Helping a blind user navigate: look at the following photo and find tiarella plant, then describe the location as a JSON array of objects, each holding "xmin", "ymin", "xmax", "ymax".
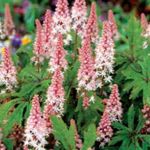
[{"xmin": 0, "ymin": 0, "xmax": 150, "ymax": 150}]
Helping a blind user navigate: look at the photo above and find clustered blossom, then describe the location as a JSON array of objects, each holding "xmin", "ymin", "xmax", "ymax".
[
  {"xmin": 44, "ymin": 67, "xmax": 65, "ymax": 117},
  {"xmin": 96, "ymin": 84, "xmax": 122, "ymax": 146},
  {"xmin": 96, "ymin": 110, "xmax": 113, "ymax": 147},
  {"xmin": 84, "ymin": 2, "xmax": 99, "ymax": 43},
  {"xmin": 24, "ymin": 95, "xmax": 47, "ymax": 150},
  {"xmin": 95, "ymin": 21, "xmax": 115, "ymax": 88},
  {"xmin": 141, "ymin": 13, "xmax": 150, "ymax": 38},
  {"xmin": 42, "ymin": 9, "xmax": 52, "ymax": 57},
  {"xmin": 4, "ymin": 4, "xmax": 15, "ymax": 36},
  {"xmin": 48, "ymin": 33, "xmax": 68, "ymax": 73},
  {"xmin": 105, "ymin": 84, "xmax": 122, "ymax": 122},
  {"xmin": 32, "ymin": 19, "xmax": 45, "ymax": 64},
  {"xmin": 71, "ymin": 0, "xmax": 87, "ymax": 38},
  {"xmin": 141, "ymin": 13, "xmax": 148, "ymax": 32},
  {"xmin": 52, "ymin": 0, "xmax": 71, "ymax": 35},
  {"xmin": 70, "ymin": 119, "xmax": 82, "ymax": 150},
  {"xmin": 82, "ymin": 95, "xmax": 90, "ymax": 109},
  {"xmin": 0, "ymin": 47, "xmax": 17, "ymax": 92},
  {"xmin": 140, "ymin": 13, "xmax": 150, "ymax": 49},
  {"xmin": 141, "ymin": 105, "xmax": 150, "ymax": 134},
  {"xmin": 77, "ymin": 36, "xmax": 96, "ymax": 91},
  {"xmin": 108, "ymin": 10, "xmax": 118, "ymax": 38}
]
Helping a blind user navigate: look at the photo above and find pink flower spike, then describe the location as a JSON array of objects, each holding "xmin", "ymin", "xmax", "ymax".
[
  {"xmin": 141, "ymin": 105, "xmax": 150, "ymax": 134},
  {"xmin": 48, "ymin": 33, "xmax": 68, "ymax": 73},
  {"xmin": 97, "ymin": 110, "xmax": 113, "ymax": 147},
  {"xmin": 32, "ymin": 19, "xmax": 44, "ymax": 63},
  {"xmin": 45, "ymin": 67, "xmax": 65, "ymax": 116},
  {"xmin": 24, "ymin": 95, "xmax": 47, "ymax": 149},
  {"xmin": 42, "ymin": 9, "xmax": 52, "ymax": 57},
  {"xmin": 71, "ymin": 0, "xmax": 87, "ymax": 38},
  {"xmin": 70, "ymin": 119, "xmax": 83, "ymax": 150},
  {"xmin": 77, "ymin": 36, "xmax": 96, "ymax": 91},
  {"xmin": 82, "ymin": 96, "xmax": 90, "ymax": 109},
  {"xmin": 0, "ymin": 47, "xmax": 17, "ymax": 92},
  {"xmin": 141, "ymin": 13, "xmax": 148, "ymax": 31},
  {"xmin": 105, "ymin": 84, "xmax": 123, "ymax": 122},
  {"xmin": 95, "ymin": 21, "xmax": 114, "ymax": 88},
  {"xmin": 52, "ymin": 0, "xmax": 71, "ymax": 35},
  {"xmin": 108, "ymin": 10, "xmax": 118, "ymax": 38},
  {"xmin": 84, "ymin": 2, "xmax": 99, "ymax": 43},
  {"xmin": 4, "ymin": 4, "xmax": 15, "ymax": 35}
]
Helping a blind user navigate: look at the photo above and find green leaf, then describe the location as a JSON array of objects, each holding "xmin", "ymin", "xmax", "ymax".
[
  {"xmin": 3, "ymin": 102, "xmax": 27, "ymax": 136},
  {"xmin": 109, "ymin": 135, "xmax": 128, "ymax": 146},
  {"xmin": 136, "ymin": 111, "xmax": 145, "ymax": 132},
  {"xmin": 3, "ymin": 138, "xmax": 13, "ymax": 150},
  {"xmin": 51, "ymin": 116, "xmax": 76, "ymax": 150},
  {"xmin": 81, "ymin": 124, "xmax": 96, "ymax": 150},
  {"xmin": 140, "ymin": 135, "xmax": 150, "ymax": 145},
  {"xmin": 127, "ymin": 105, "xmax": 135, "ymax": 129},
  {"xmin": 0, "ymin": 100, "xmax": 19, "ymax": 125},
  {"xmin": 112, "ymin": 122, "xmax": 129, "ymax": 131}
]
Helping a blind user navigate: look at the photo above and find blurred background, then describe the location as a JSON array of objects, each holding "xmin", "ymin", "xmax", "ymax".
[{"xmin": 0, "ymin": 0, "xmax": 150, "ymax": 34}]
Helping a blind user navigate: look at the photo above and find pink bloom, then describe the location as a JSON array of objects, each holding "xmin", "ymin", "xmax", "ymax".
[
  {"xmin": 84, "ymin": 2, "xmax": 99, "ymax": 43},
  {"xmin": 82, "ymin": 96, "xmax": 90, "ymax": 109},
  {"xmin": 0, "ymin": 142, "xmax": 6, "ymax": 150},
  {"xmin": 24, "ymin": 95, "xmax": 47, "ymax": 149},
  {"xmin": 43, "ymin": 104, "xmax": 55, "ymax": 134},
  {"xmin": 77, "ymin": 36, "xmax": 96, "ymax": 91},
  {"xmin": 32, "ymin": 19, "xmax": 44, "ymax": 64},
  {"xmin": 97, "ymin": 109, "xmax": 113, "ymax": 147},
  {"xmin": 70, "ymin": 119, "xmax": 82, "ymax": 150},
  {"xmin": 141, "ymin": 13, "xmax": 148, "ymax": 31},
  {"xmin": 4, "ymin": 4, "xmax": 15, "ymax": 35},
  {"xmin": 52, "ymin": 0, "xmax": 71, "ymax": 35},
  {"xmin": 0, "ymin": 47, "xmax": 17, "ymax": 92},
  {"xmin": 141, "ymin": 105, "xmax": 150, "ymax": 134},
  {"xmin": 108, "ymin": 10, "xmax": 118, "ymax": 38},
  {"xmin": 71, "ymin": 0, "xmax": 87, "ymax": 38},
  {"xmin": 105, "ymin": 84, "xmax": 122, "ymax": 122},
  {"xmin": 48, "ymin": 33, "xmax": 68, "ymax": 73},
  {"xmin": 45, "ymin": 67, "xmax": 65, "ymax": 117},
  {"xmin": 42, "ymin": 9, "xmax": 53, "ymax": 57},
  {"xmin": 95, "ymin": 21, "xmax": 115, "ymax": 88}
]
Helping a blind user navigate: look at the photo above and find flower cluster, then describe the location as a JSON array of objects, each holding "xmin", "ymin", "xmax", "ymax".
[
  {"xmin": 84, "ymin": 2, "xmax": 99, "ymax": 43},
  {"xmin": 45, "ymin": 67, "xmax": 65, "ymax": 117},
  {"xmin": 42, "ymin": 9, "xmax": 52, "ymax": 57},
  {"xmin": 105, "ymin": 84, "xmax": 123, "ymax": 122},
  {"xmin": 71, "ymin": 0, "xmax": 87, "ymax": 38},
  {"xmin": 32, "ymin": 19, "xmax": 45, "ymax": 64},
  {"xmin": 0, "ymin": 47, "xmax": 17, "ymax": 93},
  {"xmin": 95, "ymin": 21, "xmax": 115, "ymax": 88},
  {"xmin": 77, "ymin": 36, "xmax": 96, "ymax": 92},
  {"xmin": 52, "ymin": 0, "xmax": 71, "ymax": 35},
  {"xmin": 141, "ymin": 13, "xmax": 148, "ymax": 32},
  {"xmin": 108, "ymin": 10, "xmax": 118, "ymax": 38},
  {"xmin": 141, "ymin": 105, "xmax": 150, "ymax": 134},
  {"xmin": 48, "ymin": 33, "xmax": 68, "ymax": 73},
  {"xmin": 96, "ymin": 84, "xmax": 122, "ymax": 146},
  {"xmin": 70, "ymin": 119, "xmax": 82, "ymax": 150},
  {"xmin": 43, "ymin": 67, "xmax": 66, "ymax": 133},
  {"xmin": 4, "ymin": 4, "xmax": 15, "ymax": 36},
  {"xmin": 96, "ymin": 110, "xmax": 113, "ymax": 147},
  {"xmin": 140, "ymin": 13, "xmax": 150, "ymax": 49},
  {"xmin": 24, "ymin": 95, "xmax": 47, "ymax": 150}
]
